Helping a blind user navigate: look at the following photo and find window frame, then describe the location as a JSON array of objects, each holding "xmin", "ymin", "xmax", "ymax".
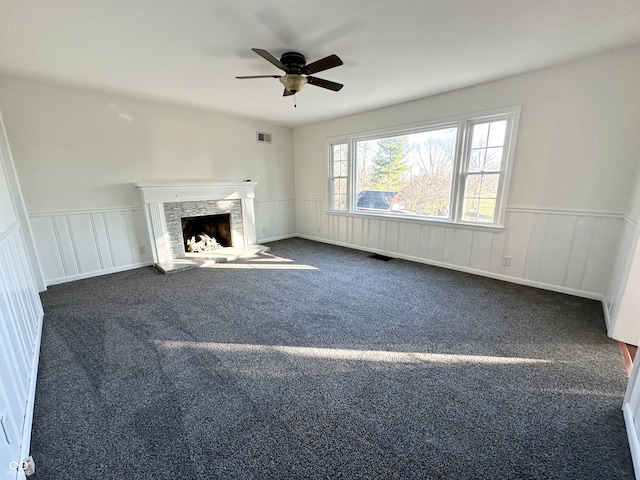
[{"xmin": 327, "ymin": 106, "xmax": 521, "ymax": 229}]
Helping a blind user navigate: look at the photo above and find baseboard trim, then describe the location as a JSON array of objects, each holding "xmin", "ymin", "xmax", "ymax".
[
  {"xmin": 45, "ymin": 261, "xmax": 154, "ymax": 286},
  {"xmin": 295, "ymin": 234, "xmax": 602, "ymax": 301},
  {"xmin": 257, "ymin": 234, "xmax": 297, "ymax": 244}
]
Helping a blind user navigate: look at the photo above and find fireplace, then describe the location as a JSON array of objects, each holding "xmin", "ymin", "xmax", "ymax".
[
  {"xmin": 182, "ymin": 213, "xmax": 232, "ymax": 252},
  {"xmin": 163, "ymin": 199, "xmax": 244, "ymax": 259},
  {"xmin": 135, "ymin": 181, "xmax": 261, "ymax": 271}
]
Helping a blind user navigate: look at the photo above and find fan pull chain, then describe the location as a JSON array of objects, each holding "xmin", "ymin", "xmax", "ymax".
[{"xmin": 293, "ymin": 93, "xmax": 297, "ymax": 108}]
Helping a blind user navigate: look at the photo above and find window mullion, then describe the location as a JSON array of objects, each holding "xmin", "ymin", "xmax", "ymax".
[
  {"xmin": 348, "ymin": 139, "xmax": 356, "ymax": 213},
  {"xmin": 451, "ymin": 120, "xmax": 469, "ymax": 223}
]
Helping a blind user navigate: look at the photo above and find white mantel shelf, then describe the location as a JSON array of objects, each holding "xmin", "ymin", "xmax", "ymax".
[{"xmin": 135, "ymin": 181, "xmax": 257, "ymax": 204}]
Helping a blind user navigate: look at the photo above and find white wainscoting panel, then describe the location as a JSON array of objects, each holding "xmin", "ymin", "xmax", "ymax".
[
  {"xmin": 29, "ymin": 208, "xmax": 152, "ymax": 286},
  {"xmin": 624, "ymin": 360, "xmax": 640, "ymax": 479},
  {"xmin": 0, "ymin": 224, "xmax": 43, "ymax": 480},
  {"xmin": 255, "ymin": 198, "xmax": 295, "ymax": 243},
  {"xmin": 582, "ymin": 216, "xmax": 626, "ymax": 298},
  {"xmin": 295, "ymin": 199, "xmax": 627, "ymax": 302},
  {"xmin": 607, "ymin": 218, "xmax": 639, "ymax": 328}
]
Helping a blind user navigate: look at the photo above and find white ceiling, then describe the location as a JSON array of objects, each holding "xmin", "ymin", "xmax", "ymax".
[{"xmin": 1, "ymin": 0, "xmax": 640, "ymax": 128}]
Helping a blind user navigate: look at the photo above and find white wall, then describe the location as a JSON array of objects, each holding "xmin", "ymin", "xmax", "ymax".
[
  {"xmin": 0, "ymin": 76, "xmax": 296, "ymax": 284},
  {"xmin": 0, "ymin": 75, "xmax": 295, "ymax": 211},
  {"xmin": 293, "ymin": 45, "xmax": 640, "ymax": 334}
]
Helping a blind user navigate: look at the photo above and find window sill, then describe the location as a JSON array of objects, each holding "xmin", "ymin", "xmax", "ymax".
[{"xmin": 325, "ymin": 209, "xmax": 505, "ymax": 232}]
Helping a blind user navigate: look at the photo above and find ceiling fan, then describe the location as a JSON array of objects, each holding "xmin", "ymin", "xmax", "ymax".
[{"xmin": 236, "ymin": 48, "xmax": 344, "ymax": 96}]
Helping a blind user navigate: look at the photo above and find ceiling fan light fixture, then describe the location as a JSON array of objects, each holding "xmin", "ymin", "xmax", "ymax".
[{"xmin": 280, "ymin": 74, "xmax": 307, "ymax": 94}]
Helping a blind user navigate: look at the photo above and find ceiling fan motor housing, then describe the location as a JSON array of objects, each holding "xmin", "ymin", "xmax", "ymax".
[{"xmin": 280, "ymin": 52, "xmax": 306, "ymax": 74}]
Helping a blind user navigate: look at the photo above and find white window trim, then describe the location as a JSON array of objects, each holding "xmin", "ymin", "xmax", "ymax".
[{"xmin": 326, "ymin": 106, "xmax": 521, "ymax": 229}]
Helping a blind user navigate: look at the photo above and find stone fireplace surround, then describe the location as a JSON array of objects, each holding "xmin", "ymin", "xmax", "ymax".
[{"xmin": 136, "ymin": 181, "xmax": 267, "ymax": 273}]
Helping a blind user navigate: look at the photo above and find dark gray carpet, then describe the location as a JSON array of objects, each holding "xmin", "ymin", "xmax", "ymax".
[{"xmin": 31, "ymin": 238, "xmax": 633, "ymax": 479}]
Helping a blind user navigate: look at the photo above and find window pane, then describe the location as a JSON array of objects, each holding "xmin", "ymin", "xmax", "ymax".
[
  {"xmin": 487, "ymin": 120, "xmax": 507, "ymax": 147},
  {"xmin": 463, "ymin": 173, "xmax": 498, "ymax": 223},
  {"xmin": 484, "ymin": 147, "xmax": 503, "ymax": 171},
  {"xmin": 462, "ymin": 198, "xmax": 495, "ymax": 222},
  {"xmin": 480, "ymin": 174, "xmax": 499, "ymax": 197},
  {"xmin": 465, "ymin": 175, "xmax": 482, "ymax": 197},
  {"xmin": 337, "ymin": 177, "xmax": 347, "ymax": 194},
  {"xmin": 470, "ymin": 121, "xmax": 507, "ymax": 170},
  {"xmin": 462, "ymin": 198, "xmax": 480, "ymax": 221},
  {"xmin": 332, "ymin": 177, "xmax": 347, "ymax": 211},
  {"xmin": 355, "ymin": 127, "xmax": 457, "ymax": 218},
  {"xmin": 333, "ymin": 144, "xmax": 347, "ymax": 161},
  {"xmin": 469, "ymin": 149, "xmax": 484, "ymax": 172},
  {"xmin": 471, "ymin": 123, "xmax": 489, "ymax": 149},
  {"xmin": 477, "ymin": 199, "xmax": 496, "ymax": 222}
]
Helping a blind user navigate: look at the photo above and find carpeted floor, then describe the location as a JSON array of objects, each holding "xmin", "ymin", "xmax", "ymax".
[{"xmin": 31, "ymin": 238, "xmax": 633, "ymax": 479}]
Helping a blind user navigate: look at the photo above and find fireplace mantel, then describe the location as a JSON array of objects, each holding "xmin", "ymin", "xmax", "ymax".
[
  {"xmin": 136, "ymin": 181, "xmax": 257, "ymax": 204},
  {"xmin": 135, "ymin": 181, "xmax": 258, "ymax": 266}
]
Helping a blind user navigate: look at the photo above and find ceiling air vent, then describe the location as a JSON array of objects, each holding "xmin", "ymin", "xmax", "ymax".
[{"xmin": 256, "ymin": 132, "xmax": 272, "ymax": 144}]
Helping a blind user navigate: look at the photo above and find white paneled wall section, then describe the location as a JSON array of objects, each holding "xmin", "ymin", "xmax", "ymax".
[
  {"xmin": 29, "ymin": 208, "xmax": 152, "ymax": 286},
  {"xmin": 0, "ymin": 224, "xmax": 43, "ymax": 480},
  {"xmin": 255, "ymin": 198, "xmax": 296, "ymax": 243},
  {"xmin": 624, "ymin": 361, "xmax": 640, "ymax": 479},
  {"xmin": 296, "ymin": 198, "xmax": 628, "ymax": 320}
]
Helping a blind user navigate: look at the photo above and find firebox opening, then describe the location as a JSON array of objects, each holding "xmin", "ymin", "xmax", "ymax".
[{"xmin": 181, "ymin": 213, "xmax": 232, "ymax": 253}]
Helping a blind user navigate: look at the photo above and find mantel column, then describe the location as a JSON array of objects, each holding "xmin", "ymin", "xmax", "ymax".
[
  {"xmin": 242, "ymin": 198, "xmax": 256, "ymax": 245},
  {"xmin": 143, "ymin": 202, "xmax": 172, "ymax": 263}
]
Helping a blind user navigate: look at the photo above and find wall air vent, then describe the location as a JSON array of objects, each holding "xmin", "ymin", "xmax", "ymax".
[{"xmin": 256, "ymin": 132, "xmax": 272, "ymax": 143}]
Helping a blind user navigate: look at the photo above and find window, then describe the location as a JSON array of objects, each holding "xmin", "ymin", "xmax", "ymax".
[
  {"xmin": 461, "ymin": 120, "xmax": 508, "ymax": 223},
  {"xmin": 329, "ymin": 142, "xmax": 349, "ymax": 211},
  {"xmin": 328, "ymin": 107, "xmax": 520, "ymax": 227}
]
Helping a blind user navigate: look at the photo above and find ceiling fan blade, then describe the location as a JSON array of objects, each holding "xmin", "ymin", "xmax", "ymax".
[
  {"xmin": 306, "ymin": 76, "xmax": 344, "ymax": 92},
  {"xmin": 303, "ymin": 54, "xmax": 343, "ymax": 75},
  {"xmin": 283, "ymin": 88, "xmax": 294, "ymax": 97},
  {"xmin": 251, "ymin": 48, "xmax": 287, "ymax": 72},
  {"xmin": 236, "ymin": 75, "xmax": 282, "ymax": 79}
]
